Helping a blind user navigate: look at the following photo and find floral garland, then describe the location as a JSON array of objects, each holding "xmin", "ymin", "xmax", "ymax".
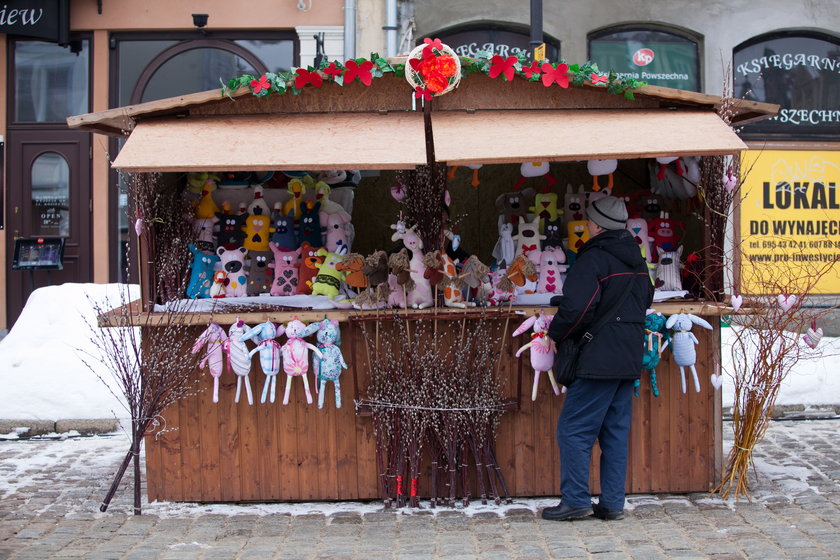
[{"xmin": 222, "ymin": 42, "xmax": 647, "ymax": 101}]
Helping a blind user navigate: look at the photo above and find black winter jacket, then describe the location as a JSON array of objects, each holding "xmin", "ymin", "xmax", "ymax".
[{"xmin": 548, "ymin": 228, "xmax": 654, "ymax": 380}]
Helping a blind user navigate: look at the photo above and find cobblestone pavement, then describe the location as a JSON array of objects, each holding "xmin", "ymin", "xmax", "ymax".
[{"xmin": 1, "ymin": 419, "xmax": 839, "ymax": 560}]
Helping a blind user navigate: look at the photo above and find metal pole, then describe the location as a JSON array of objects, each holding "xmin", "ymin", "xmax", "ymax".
[
  {"xmin": 344, "ymin": 0, "xmax": 356, "ymax": 61},
  {"xmin": 385, "ymin": 0, "xmax": 398, "ymax": 57},
  {"xmin": 529, "ymin": 0, "xmax": 543, "ymax": 55}
]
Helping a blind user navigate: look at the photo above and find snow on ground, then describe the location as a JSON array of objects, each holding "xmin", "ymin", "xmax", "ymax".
[{"xmin": 0, "ymin": 283, "xmax": 837, "ymax": 423}]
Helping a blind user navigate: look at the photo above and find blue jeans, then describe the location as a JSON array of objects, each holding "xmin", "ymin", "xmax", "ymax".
[{"xmin": 557, "ymin": 378, "xmax": 634, "ymax": 510}]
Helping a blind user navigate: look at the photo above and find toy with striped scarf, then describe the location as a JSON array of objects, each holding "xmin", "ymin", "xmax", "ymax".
[{"xmin": 223, "ymin": 319, "xmax": 254, "ymax": 405}]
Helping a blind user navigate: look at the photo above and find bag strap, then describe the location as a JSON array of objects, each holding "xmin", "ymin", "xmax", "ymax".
[{"xmin": 577, "ymin": 275, "xmax": 636, "ymax": 347}]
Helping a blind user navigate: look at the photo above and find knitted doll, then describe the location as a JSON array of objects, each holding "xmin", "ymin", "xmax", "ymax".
[
  {"xmin": 313, "ymin": 319, "xmax": 348, "ymax": 409},
  {"xmin": 636, "ymin": 311, "xmax": 668, "ymax": 398},
  {"xmin": 191, "ymin": 323, "xmax": 228, "ymax": 403},
  {"xmin": 662, "ymin": 313, "xmax": 713, "ymax": 393},
  {"xmin": 240, "ymin": 321, "xmax": 283, "ymax": 404},
  {"xmin": 279, "ymin": 319, "xmax": 323, "ymax": 406},
  {"xmin": 223, "ymin": 319, "xmax": 254, "ymax": 405}
]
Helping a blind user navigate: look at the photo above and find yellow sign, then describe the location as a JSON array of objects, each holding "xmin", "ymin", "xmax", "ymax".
[
  {"xmin": 739, "ymin": 150, "xmax": 840, "ymax": 294},
  {"xmin": 533, "ymin": 43, "xmax": 546, "ymax": 62}
]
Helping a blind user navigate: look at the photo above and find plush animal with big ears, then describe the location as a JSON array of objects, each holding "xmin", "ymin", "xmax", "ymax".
[
  {"xmin": 279, "ymin": 318, "xmax": 323, "ymax": 406},
  {"xmin": 313, "ymin": 318, "xmax": 349, "ymax": 409},
  {"xmin": 187, "ymin": 244, "xmax": 220, "ymax": 299},
  {"xmin": 563, "ymin": 184, "xmax": 588, "ymax": 230},
  {"xmin": 513, "ymin": 312, "xmax": 561, "ymax": 400},
  {"xmin": 246, "ymin": 250, "xmax": 274, "ymax": 296},
  {"xmin": 270, "ymin": 206, "xmax": 297, "ymax": 250},
  {"xmin": 268, "ymin": 243, "xmax": 301, "ymax": 296},
  {"xmin": 297, "ymin": 241, "xmax": 323, "ymax": 295},
  {"xmin": 223, "ymin": 319, "xmax": 254, "ymax": 405},
  {"xmin": 216, "ymin": 245, "xmax": 248, "ymax": 297},
  {"xmin": 495, "ymin": 188, "xmax": 535, "ymax": 233},
  {"xmin": 637, "ymin": 311, "xmax": 668, "ymax": 398},
  {"xmin": 242, "ymin": 212, "xmax": 272, "ymax": 253},
  {"xmin": 542, "ymin": 216, "xmax": 564, "ymax": 250},
  {"xmin": 309, "ymin": 248, "xmax": 346, "ymax": 299},
  {"xmin": 491, "ymin": 218, "xmax": 515, "ymax": 268},
  {"xmin": 655, "ymin": 245, "xmax": 684, "ymax": 291},
  {"xmin": 215, "ymin": 204, "xmax": 248, "ymax": 248},
  {"xmin": 297, "ymin": 201, "xmax": 323, "ymax": 248},
  {"xmin": 512, "ymin": 215, "xmax": 545, "ymax": 263},
  {"xmin": 241, "ymin": 321, "xmax": 283, "ymax": 404},
  {"xmin": 662, "ymin": 313, "xmax": 713, "ymax": 393},
  {"xmin": 191, "ymin": 322, "xmax": 228, "ymax": 403}
]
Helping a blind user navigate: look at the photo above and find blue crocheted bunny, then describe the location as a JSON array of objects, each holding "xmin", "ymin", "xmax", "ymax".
[
  {"xmin": 636, "ymin": 311, "xmax": 668, "ymax": 397},
  {"xmin": 313, "ymin": 319, "xmax": 348, "ymax": 409}
]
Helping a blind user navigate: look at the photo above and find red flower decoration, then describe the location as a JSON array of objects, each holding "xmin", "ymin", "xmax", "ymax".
[
  {"xmin": 540, "ymin": 62, "xmax": 569, "ymax": 88},
  {"xmin": 323, "ymin": 62, "xmax": 342, "ymax": 80},
  {"xmin": 590, "ymin": 73, "xmax": 608, "ymax": 85},
  {"xmin": 522, "ymin": 61, "xmax": 541, "ymax": 79},
  {"xmin": 250, "ymin": 75, "xmax": 271, "ymax": 94},
  {"xmin": 294, "ymin": 68, "xmax": 323, "ymax": 89},
  {"xmin": 343, "ymin": 59, "xmax": 375, "ymax": 86},
  {"xmin": 488, "ymin": 55, "xmax": 518, "ymax": 81},
  {"xmin": 414, "ymin": 86, "xmax": 433, "ymax": 100},
  {"xmin": 423, "ymin": 37, "xmax": 444, "ymax": 51}
]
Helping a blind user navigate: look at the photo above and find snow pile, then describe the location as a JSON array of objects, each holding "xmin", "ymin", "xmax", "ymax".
[{"xmin": 0, "ymin": 283, "xmax": 138, "ymax": 420}]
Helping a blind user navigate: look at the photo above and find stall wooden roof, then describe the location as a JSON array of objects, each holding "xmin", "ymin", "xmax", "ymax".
[{"xmin": 67, "ymin": 70, "xmax": 779, "ymax": 170}]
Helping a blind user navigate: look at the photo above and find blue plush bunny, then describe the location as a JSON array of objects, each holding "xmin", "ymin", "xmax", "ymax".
[
  {"xmin": 313, "ymin": 318, "xmax": 348, "ymax": 409},
  {"xmin": 270, "ymin": 207, "xmax": 297, "ymax": 249}
]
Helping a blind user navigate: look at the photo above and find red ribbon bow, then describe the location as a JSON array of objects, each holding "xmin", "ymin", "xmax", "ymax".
[
  {"xmin": 522, "ymin": 244, "xmax": 537, "ymax": 253},
  {"xmin": 294, "ymin": 68, "xmax": 323, "ymax": 89},
  {"xmin": 489, "ymin": 55, "xmax": 518, "ymax": 81},
  {"xmin": 531, "ymin": 331, "xmax": 547, "ymax": 340},
  {"xmin": 590, "ymin": 73, "xmax": 608, "ymax": 85}
]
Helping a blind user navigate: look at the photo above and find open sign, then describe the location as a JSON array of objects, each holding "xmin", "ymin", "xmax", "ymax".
[{"xmin": 633, "ymin": 48, "xmax": 655, "ymax": 66}]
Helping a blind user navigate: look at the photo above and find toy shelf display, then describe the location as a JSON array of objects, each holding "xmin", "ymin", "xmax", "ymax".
[{"xmin": 71, "ymin": 50, "xmax": 778, "ymax": 503}]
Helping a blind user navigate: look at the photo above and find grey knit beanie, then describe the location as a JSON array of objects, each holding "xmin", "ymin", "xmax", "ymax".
[{"xmin": 588, "ymin": 196, "xmax": 628, "ymax": 230}]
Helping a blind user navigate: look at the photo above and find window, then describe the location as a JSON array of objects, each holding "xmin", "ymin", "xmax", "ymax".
[
  {"xmin": 734, "ymin": 31, "xmax": 840, "ymax": 140},
  {"xmin": 13, "ymin": 40, "xmax": 89, "ymax": 123},
  {"xmin": 589, "ymin": 27, "xmax": 700, "ymax": 91},
  {"xmin": 31, "ymin": 152, "xmax": 70, "ymax": 237}
]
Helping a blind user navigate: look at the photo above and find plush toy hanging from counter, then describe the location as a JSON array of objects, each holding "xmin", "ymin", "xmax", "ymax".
[
  {"xmin": 663, "ymin": 313, "xmax": 714, "ymax": 393},
  {"xmin": 446, "ymin": 164, "xmax": 483, "ymax": 187},
  {"xmin": 637, "ymin": 311, "xmax": 667, "ymax": 398},
  {"xmin": 587, "ymin": 159, "xmax": 617, "ymax": 192},
  {"xmin": 191, "ymin": 323, "xmax": 228, "ymax": 403},
  {"xmin": 513, "ymin": 312, "xmax": 561, "ymax": 400},
  {"xmin": 224, "ymin": 319, "xmax": 254, "ymax": 405},
  {"xmin": 241, "ymin": 321, "xmax": 283, "ymax": 404},
  {"xmin": 313, "ymin": 319, "xmax": 348, "ymax": 409},
  {"xmin": 279, "ymin": 319, "xmax": 322, "ymax": 406}
]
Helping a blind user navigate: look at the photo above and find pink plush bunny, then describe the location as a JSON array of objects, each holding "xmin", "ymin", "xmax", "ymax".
[
  {"xmin": 513, "ymin": 312, "xmax": 561, "ymax": 401},
  {"xmin": 279, "ymin": 319, "xmax": 323, "ymax": 405},
  {"xmin": 191, "ymin": 322, "xmax": 228, "ymax": 403},
  {"xmin": 322, "ymin": 212, "xmax": 351, "ymax": 255}
]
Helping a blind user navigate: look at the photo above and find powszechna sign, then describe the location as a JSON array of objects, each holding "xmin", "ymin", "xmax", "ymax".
[{"xmin": 0, "ymin": 0, "xmax": 70, "ymax": 45}]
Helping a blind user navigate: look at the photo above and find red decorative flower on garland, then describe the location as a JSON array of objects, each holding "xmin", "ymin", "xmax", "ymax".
[
  {"xmin": 590, "ymin": 73, "xmax": 608, "ymax": 85},
  {"xmin": 344, "ymin": 59, "xmax": 375, "ymax": 86},
  {"xmin": 295, "ymin": 68, "xmax": 323, "ymax": 89},
  {"xmin": 540, "ymin": 62, "xmax": 569, "ymax": 88},
  {"xmin": 414, "ymin": 86, "xmax": 433, "ymax": 100},
  {"xmin": 522, "ymin": 61, "xmax": 541, "ymax": 80},
  {"xmin": 250, "ymin": 75, "xmax": 271, "ymax": 94},
  {"xmin": 323, "ymin": 62, "xmax": 342, "ymax": 81},
  {"xmin": 489, "ymin": 55, "xmax": 518, "ymax": 81}
]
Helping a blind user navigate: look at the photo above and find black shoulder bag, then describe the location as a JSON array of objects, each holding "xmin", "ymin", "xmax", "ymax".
[{"xmin": 553, "ymin": 286, "xmax": 634, "ymax": 387}]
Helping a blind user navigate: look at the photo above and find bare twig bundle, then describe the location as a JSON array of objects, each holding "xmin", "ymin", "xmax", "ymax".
[{"xmin": 397, "ymin": 163, "xmax": 447, "ymax": 251}]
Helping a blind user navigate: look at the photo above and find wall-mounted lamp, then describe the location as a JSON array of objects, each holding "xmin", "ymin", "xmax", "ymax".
[{"xmin": 192, "ymin": 13, "xmax": 209, "ymax": 31}]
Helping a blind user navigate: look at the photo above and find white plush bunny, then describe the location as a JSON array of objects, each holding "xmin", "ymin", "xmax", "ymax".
[{"xmin": 663, "ymin": 313, "xmax": 713, "ymax": 393}]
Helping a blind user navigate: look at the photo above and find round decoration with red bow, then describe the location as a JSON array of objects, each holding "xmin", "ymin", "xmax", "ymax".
[{"xmin": 405, "ymin": 38, "xmax": 462, "ymax": 99}]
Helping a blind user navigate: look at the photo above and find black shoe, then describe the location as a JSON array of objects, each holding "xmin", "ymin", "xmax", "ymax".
[
  {"xmin": 541, "ymin": 503, "xmax": 592, "ymax": 521},
  {"xmin": 592, "ymin": 502, "xmax": 624, "ymax": 520}
]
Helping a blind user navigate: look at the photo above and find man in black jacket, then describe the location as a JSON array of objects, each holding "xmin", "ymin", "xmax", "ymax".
[{"xmin": 542, "ymin": 196, "xmax": 654, "ymax": 521}]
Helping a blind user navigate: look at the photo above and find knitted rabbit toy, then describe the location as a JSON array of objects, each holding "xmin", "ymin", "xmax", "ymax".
[
  {"xmin": 279, "ymin": 319, "xmax": 323, "ymax": 406},
  {"xmin": 240, "ymin": 321, "xmax": 284, "ymax": 404},
  {"xmin": 191, "ymin": 322, "xmax": 228, "ymax": 403},
  {"xmin": 223, "ymin": 319, "xmax": 254, "ymax": 405},
  {"xmin": 636, "ymin": 311, "xmax": 668, "ymax": 398},
  {"xmin": 663, "ymin": 313, "xmax": 713, "ymax": 393},
  {"xmin": 313, "ymin": 319, "xmax": 348, "ymax": 409},
  {"xmin": 513, "ymin": 312, "xmax": 561, "ymax": 400}
]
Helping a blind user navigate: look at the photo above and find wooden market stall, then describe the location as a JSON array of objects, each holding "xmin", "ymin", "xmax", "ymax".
[{"xmin": 69, "ymin": 62, "xmax": 778, "ymax": 503}]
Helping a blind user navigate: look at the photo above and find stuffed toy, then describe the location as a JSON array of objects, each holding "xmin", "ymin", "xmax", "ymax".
[
  {"xmin": 440, "ymin": 253, "xmax": 474, "ymax": 308},
  {"xmin": 587, "ymin": 159, "xmax": 617, "ymax": 192},
  {"xmin": 386, "ymin": 249, "xmax": 412, "ymax": 309},
  {"xmin": 268, "ymin": 243, "xmax": 301, "ymax": 296},
  {"xmin": 309, "ymin": 248, "xmax": 346, "ymax": 299},
  {"xmin": 187, "ymin": 244, "xmax": 220, "ymax": 299},
  {"xmin": 313, "ymin": 319, "xmax": 349, "ymax": 409},
  {"xmin": 512, "ymin": 215, "xmax": 545, "ymax": 263},
  {"xmin": 565, "ymin": 220, "xmax": 590, "ymax": 265},
  {"xmin": 680, "ymin": 156, "xmax": 701, "ymax": 198},
  {"xmin": 648, "ymin": 212, "xmax": 685, "ymax": 261},
  {"xmin": 662, "ymin": 313, "xmax": 713, "ymax": 393},
  {"xmin": 297, "ymin": 201, "xmax": 323, "ymax": 248},
  {"xmin": 513, "ymin": 312, "xmax": 561, "ymax": 400},
  {"xmin": 655, "ymin": 246, "xmax": 684, "ymax": 291},
  {"xmin": 513, "ymin": 162, "xmax": 556, "ymax": 193},
  {"xmin": 637, "ymin": 311, "xmax": 667, "ymax": 398},
  {"xmin": 397, "ymin": 226, "xmax": 434, "ymax": 309},
  {"xmin": 487, "ymin": 267, "xmax": 515, "ymax": 306},
  {"xmin": 241, "ymin": 321, "xmax": 283, "ymax": 404},
  {"xmin": 423, "ymin": 250, "xmax": 446, "ymax": 289},
  {"xmin": 279, "ymin": 319, "xmax": 322, "ymax": 406},
  {"xmin": 322, "ymin": 212, "xmax": 351, "ymax": 255},
  {"xmin": 193, "ymin": 216, "xmax": 218, "ymax": 253},
  {"xmin": 313, "ymin": 181, "xmax": 351, "ymax": 219},
  {"xmin": 503, "ymin": 254, "xmax": 538, "ymax": 291},
  {"xmin": 193, "ymin": 189, "xmax": 221, "ymax": 219},
  {"xmin": 628, "ymin": 190, "xmax": 666, "ymax": 221},
  {"xmin": 242, "ymin": 213, "xmax": 272, "ymax": 253},
  {"xmin": 562, "ymin": 184, "xmax": 587, "ymax": 229},
  {"xmin": 217, "ymin": 245, "xmax": 248, "ymax": 297},
  {"xmin": 495, "ymin": 188, "xmax": 535, "ymax": 232},
  {"xmin": 187, "ymin": 171, "xmax": 220, "ymax": 194},
  {"xmin": 626, "ymin": 217, "xmax": 656, "ymax": 282},
  {"xmin": 282, "ymin": 177, "xmax": 309, "ymax": 220},
  {"xmin": 542, "ymin": 216, "xmax": 564, "ymax": 250},
  {"xmin": 247, "ymin": 184, "xmax": 271, "ymax": 217},
  {"xmin": 210, "ymin": 270, "xmax": 227, "ymax": 298},
  {"xmin": 446, "ymin": 164, "xmax": 483, "ymax": 187},
  {"xmin": 530, "ymin": 192, "xmax": 561, "ymax": 233},
  {"xmin": 803, "ymin": 320, "xmax": 824, "ymax": 349},
  {"xmin": 337, "ymin": 253, "xmax": 368, "ymax": 294},
  {"xmin": 270, "ymin": 207, "xmax": 297, "ymax": 250},
  {"xmin": 191, "ymin": 322, "xmax": 228, "ymax": 403},
  {"xmin": 536, "ymin": 246, "xmax": 567, "ymax": 294},
  {"xmin": 246, "ymin": 250, "xmax": 274, "ymax": 296},
  {"xmin": 355, "ymin": 250, "xmax": 390, "ymax": 308},
  {"xmin": 491, "ymin": 218, "xmax": 515, "ymax": 268},
  {"xmin": 655, "ymin": 156, "xmax": 681, "ymax": 181},
  {"xmin": 459, "ymin": 256, "xmax": 490, "ymax": 303},
  {"xmin": 223, "ymin": 319, "xmax": 254, "ymax": 405},
  {"xmin": 215, "ymin": 207, "xmax": 248, "ymax": 248},
  {"xmin": 296, "ymin": 241, "xmax": 323, "ymax": 295}
]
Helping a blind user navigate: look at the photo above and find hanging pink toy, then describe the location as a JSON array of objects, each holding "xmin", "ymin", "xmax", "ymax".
[
  {"xmin": 279, "ymin": 318, "xmax": 323, "ymax": 405},
  {"xmin": 513, "ymin": 312, "xmax": 561, "ymax": 400},
  {"xmin": 191, "ymin": 322, "xmax": 228, "ymax": 403},
  {"xmin": 240, "ymin": 321, "xmax": 284, "ymax": 404},
  {"xmin": 223, "ymin": 319, "xmax": 254, "ymax": 405}
]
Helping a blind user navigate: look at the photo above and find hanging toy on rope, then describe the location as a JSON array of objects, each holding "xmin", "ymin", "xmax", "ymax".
[
  {"xmin": 447, "ymin": 164, "xmax": 483, "ymax": 187},
  {"xmin": 662, "ymin": 313, "xmax": 714, "ymax": 393},
  {"xmin": 513, "ymin": 162, "xmax": 557, "ymax": 193},
  {"xmin": 240, "ymin": 321, "xmax": 283, "ymax": 404},
  {"xmin": 587, "ymin": 159, "xmax": 617, "ymax": 192},
  {"xmin": 803, "ymin": 320, "xmax": 824, "ymax": 349},
  {"xmin": 655, "ymin": 156, "xmax": 682, "ymax": 180},
  {"xmin": 223, "ymin": 319, "xmax": 255, "ymax": 405},
  {"xmin": 191, "ymin": 323, "xmax": 228, "ymax": 403},
  {"xmin": 512, "ymin": 312, "xmax": 562, "ymax": 400},
  {"xmin": 279, "ymin": 318, "xmax": 323, "ymax": 406},
  {"xmin": 313, "ymin": 319, "xmax": 348, "ymax": 409},
  {"xmin": 636, "ymin": 311, "xmax": 668, "ymax": 397}
]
